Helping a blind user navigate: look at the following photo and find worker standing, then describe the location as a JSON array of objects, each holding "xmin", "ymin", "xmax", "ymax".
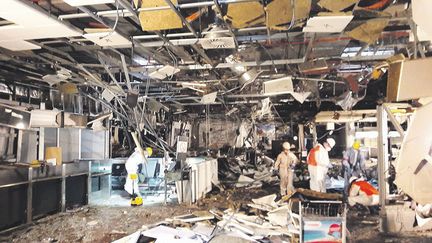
[
  {"xmin": 124, "ymin": 147, "xmax": 150, "ymax": 205},
  {"xmin": 307, "ymin": 138, "xmax": 336, "ymax": 192},
  {"xmin": 274, "ymin": 142, "xmax": 298, "ymax": 196},
  {"xmin": 348, "ymin": 176, "xmax": 379, "ymax": 207},
  {"xmin": 343, "ymin": 141, "xmax": 366, "ymax": 196}
]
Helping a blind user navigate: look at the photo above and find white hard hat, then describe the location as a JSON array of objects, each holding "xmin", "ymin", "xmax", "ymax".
[
  {"xmin": 326, "ymin": 138, "xmax": 336, "ymax": 148},
  {"xmin": 349, "ymin": 176, "xmax": 358, "ymax": 184},
  {"xmin": 282, "ymin": 142, "xmax": 291, "ymax": 150}
]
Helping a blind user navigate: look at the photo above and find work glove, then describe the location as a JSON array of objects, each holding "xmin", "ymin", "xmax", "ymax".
[{"xmin": 129, "ymin": 173, "xmax": 138, "ymax": 180}]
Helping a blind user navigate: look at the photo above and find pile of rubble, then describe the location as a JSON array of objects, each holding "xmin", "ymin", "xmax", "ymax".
[
  {"xmin": 114, "ymin": 187, "xmax": 344, "ymax": 243},
  {"xmin": 113, "ymin": 194, "xmax": 297, "ymax": 243}
]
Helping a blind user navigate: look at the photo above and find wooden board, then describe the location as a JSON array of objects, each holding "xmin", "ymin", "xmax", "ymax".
[
  {"xmin": 138, "ymin": 0, "xmax": 183, "ymax": 31},
  {"xmin": 266, "ymin": 0, "xmax": 312, "ymax": 30},
  {"xmin": 226, "ymin": 2, "xmax": 265, "ymax": 28}
]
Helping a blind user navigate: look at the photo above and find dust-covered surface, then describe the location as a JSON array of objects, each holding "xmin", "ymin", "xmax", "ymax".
[
  {"xmin": 2, "ymin": 186, "xmax": 432, "ymax": 243},
  {"xmin": 1, "ymin": 204, "xmax": 198, "ymax": 243},
  {"xmin": 347, "ymin": 210, "xmax": 432, "ymax": 243}
]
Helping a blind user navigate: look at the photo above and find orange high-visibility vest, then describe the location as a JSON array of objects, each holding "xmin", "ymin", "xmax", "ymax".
[
  {"xmin": 307, "ymin": 145, "xmax": 320, "ymax": 166},
  {"xmin": 353, "ymin": 181, "xmax": 379, "ymax": 196}
]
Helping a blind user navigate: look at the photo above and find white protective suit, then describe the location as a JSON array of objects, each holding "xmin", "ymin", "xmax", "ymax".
[
  {"xmin": 124, "ymin": 149, "xmax": 147, "ymax": 196},
  {"xmin": 307, "ymin": 144, "xmax": 330, "ymax": 192}
]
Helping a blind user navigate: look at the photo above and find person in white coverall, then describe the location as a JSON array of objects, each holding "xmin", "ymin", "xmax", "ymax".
[
  {"xmin": 307, "ymin": 138, "xmax": 336, "ymax": 193},
  {"xmin": 124, "ymin": 148, "xmax": 148, "ymax": 196},
  {"xmin": 274, "ymin": 142, "xmax": 298, "ymax": 196}
]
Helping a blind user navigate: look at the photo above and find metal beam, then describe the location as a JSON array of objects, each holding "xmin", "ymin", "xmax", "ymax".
[
  {"xmin": 383, "ymin": 104, "xmax": 405, "ymax": 138},
  {"xmin": 164, "ymin": 0, "xmax": 199, "ymax": 38}
]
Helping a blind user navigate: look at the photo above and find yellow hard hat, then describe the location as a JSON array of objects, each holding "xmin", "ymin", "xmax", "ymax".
[
  {"xmin": 352, "ymin": 141, "xmax": 361, "ymax": 150},
  {"xmin": 146, "ymin": 147, "xmax": 153, "ymax": 157}
]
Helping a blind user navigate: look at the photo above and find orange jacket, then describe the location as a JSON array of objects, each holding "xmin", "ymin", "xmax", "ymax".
[
  {"xmin": 307, "ymin": 145, "xmax": 320, "ymax": 166},
  {"xmin": 353, "ymin": 181, "xmax": 379, "ymax": 196}
]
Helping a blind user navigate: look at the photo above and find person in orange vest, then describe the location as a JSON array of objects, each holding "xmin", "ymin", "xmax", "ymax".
[
  {"xmin": 274, "ymin": 142, "xmax": 299, "ymax": 196},
  {"xmin": 348, "ymin": 176, "xmax": 379, "ymax": 207},
  {"xmin": 307, "ymin": 138, "xmax": 336, "ymax": 192}
]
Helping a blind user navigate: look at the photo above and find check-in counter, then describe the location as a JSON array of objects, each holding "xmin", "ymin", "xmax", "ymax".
[{"xmin": 0, "ymin": 161, "xmax": 90, "ymax": 233}]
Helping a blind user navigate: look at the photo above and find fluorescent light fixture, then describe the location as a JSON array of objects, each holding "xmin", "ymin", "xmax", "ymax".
[{"xmin": 62, "ymin": 0, "xmax": 115, "ymax": 6}]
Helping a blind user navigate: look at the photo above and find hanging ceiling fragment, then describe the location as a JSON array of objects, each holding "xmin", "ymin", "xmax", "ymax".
[
  {"xmin": 225, "ymin": 2, "xmax": 265, "ymax": 28},
  {"xmin": 318, "ymin": 0, "xmax": 358, "ymax": 12},
  {"xmin": 135, "ymin": 0, "xmax": 183, "ymax": 31},
  {"xmin": 265, "ymin": 0, "xmax": 312, "ymax": 30},
  {"xmin": 345, "ymin": 18, "xmax": 390, "ymax": 44}
]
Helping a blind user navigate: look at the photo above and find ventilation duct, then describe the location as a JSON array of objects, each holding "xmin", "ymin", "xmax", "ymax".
[
  {"xmin": 199, "ymin": 25, "xmax": 236, "ymax": 50},
  {"xmin": 225, "ymin": 54, "xmax": 262, "ymax": 90}
]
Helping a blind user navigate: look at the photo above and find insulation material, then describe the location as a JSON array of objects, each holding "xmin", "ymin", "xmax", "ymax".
[
  {"xmin": 63, "ymin": 0, "xmax": 115, "ymax": 6},
  {"xmin": 58, "ymin": 83, "xmax": 78, "ymax": 94},
  {"xmin": 45, "ymin": 147, "xmax": 62, "ymax": 165},
  {"xmin": 225, "ymin": 2, "xmax": 265, "ymax": 28},
  {"xmin": 395, "ymin": 102, "xmax": 432, "ymax": 205},
  {"xmin": 83, "ymin": 31, "xmax": 131, "ymax": 47},
  {"xmin": 263, "ymin": 76, "xmax": 294, "ymax": 94},
  {"xmin": 387, "ymin": 57, "xmax": 432, "ymax": 102},
  {"xmin": 137, "ymin": 0, "xmax": 183, "ymax": 31},
  {"xmin": 200, "ymin": 92, "xmax": 217, "ymax": 104},
  {"xmin": 126, "ymin": 91, "xmax": 138, "ymax": 108},
  {"xmin": 345, "ymin": 18, "xmax": 390, "ymax": 44},
  {"xmin": 63, "ymin": 113, "xmax": 88, "ymax": 128},
  {"xmin": 265, "ymin": 0, "xmax": 312, "ymax": 30},
  {"xmin": 318, "ymin": 0, "xmax": 358, "ymax": 12},
  {"xmin": 302, "ymin": 15, "xmax": 353, "ymax": 33}
]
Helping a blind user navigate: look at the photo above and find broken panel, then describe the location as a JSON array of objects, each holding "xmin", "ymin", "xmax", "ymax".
[
  {"xmin": 266, "ymin": 0, "xmax": 312, "ymax": 30},
  {"xmin": 137, "ymin": 0, "xmax": 183, "ymax": 31},
  {"xmin": 225, "ymin": 2, "xmax": 265, "ymax": 28}
]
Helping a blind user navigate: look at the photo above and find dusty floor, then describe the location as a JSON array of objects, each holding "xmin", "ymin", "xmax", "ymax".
[{"xmin": 2, "ymin": 186, "xmax": 432, "ymax": 243}]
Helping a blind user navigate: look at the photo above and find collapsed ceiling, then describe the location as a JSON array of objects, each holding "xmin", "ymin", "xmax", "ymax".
[{"xmin": 0, "ymin": 0, "xmax": 426, "ymax": 123}]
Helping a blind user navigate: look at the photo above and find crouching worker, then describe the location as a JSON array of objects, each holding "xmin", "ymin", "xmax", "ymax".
[
  {"xmin": 274, "ymin": 142, "xmax": 298, "ymax": 196},
  {"xmin": 124, "ymin": 147, "xmax": 151, "ymax": 206},
  {"xmin": 348, "ymin": 176, "xmax": 379, "ymax": 209}
]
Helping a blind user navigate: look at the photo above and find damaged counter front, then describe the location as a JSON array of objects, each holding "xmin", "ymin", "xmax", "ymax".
[{"xmin": 0, "ymin": 162, "xmax": 90, "ymax": 232}]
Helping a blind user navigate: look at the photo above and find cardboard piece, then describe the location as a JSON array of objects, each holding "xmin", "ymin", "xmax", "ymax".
[
  {"xmin": 303, "ymin": 15, "xmax": 353, "ymax": 33},
  {"xmin": 318, "ymin": 0, "xmax": 358, "ymax": 12},
  {"xmin": 395, "ymin": 102, "xmax": 432, "ymax": 205},
  {"xmin": 45, "ymin": 147, "xmax": 62, "ymax": 165},
  {"xmin": 226, "ymin": 2, "xmax": 265, "ymax": 28},
  {"xmin": 64, "ymin": 113, "xmax": 88, "ymax": 128},
  {"xmin": 266, "ymin": 0, "xmax": 312, "ymax": 30},
  {"xmin": 387, "ymin": 57, "xmax": 432, "ymax": 102},
  {"xmin": 137, "ymin": 0, "xmax": 183, "ymax": 31},
  {"xmin": 345, "ymin": 18, "xmax": 390, "ymax": 44}
]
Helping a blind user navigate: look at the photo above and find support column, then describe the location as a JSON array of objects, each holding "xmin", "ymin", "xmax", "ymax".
[
  {"xmin": 26, "ymin": 167, "xmax": 33, "ymax": 224},
  {"xmin": 377, "ymin": 105, "xmax": 390, "ymax": 232}
]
